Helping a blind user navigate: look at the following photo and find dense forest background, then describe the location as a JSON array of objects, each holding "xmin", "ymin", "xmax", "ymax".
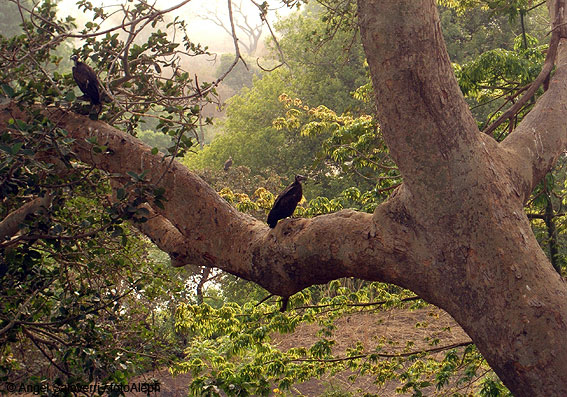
[{"xmin": 1, "ymin": 0, "xmax": 565, "ymax": 395}]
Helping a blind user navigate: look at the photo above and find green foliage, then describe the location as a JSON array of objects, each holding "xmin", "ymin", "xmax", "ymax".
[
  {"xmin": 478, "ymin": 377, "xmax": 513, "ymax": 397},
  {"xmin": 0, "ymin": 174, "xmax": 193, "ymax": 383},
  {"xmin": 457, "ymin": 35, "xmax": 545, "ymax": 100},
  {"xmin": 185, "ymin": 70, "xmax": 296, "ymax": 176},
  {"xmin": 274, "ymin": 94, "xmax": 400, "ymax": 200},
  {"xmin": 439, "ymin": 1, "xmax": 549, "ymax": 132},
  {"xmin": 439, "ymin": 0, "xmax": 540, "ymax": 19},
  {"xmin": 454, "ymin": 26, "xmax": 548, "ymax": 137},
  {"xmin": 440, "ymin": 6, "xmax": 540, "ymax": 64},
  {"xmin": 186, "ymin": 4, "xmax": 372, "ymax": 199},
  {"xmin": 172, "ymin": 283, "xmax": 504, "ymax": 396},
  {"xmin": 214, "ymin": 53, "xmax": 261, "ymax": 94},
  {"xmin": 0, "ymin": 0, "xmax": 214, "ymax": 386},
  {"xmin": 271, "ymin": 2, "xmax": 368, "ymax": 114}
]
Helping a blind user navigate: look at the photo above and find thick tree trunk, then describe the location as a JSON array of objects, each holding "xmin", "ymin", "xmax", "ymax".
[
  {"xmin": 357, "ymin": 0, "xmax": 567, "ymax": 394},
  {"xmin": 2, "ymin": 0, "xmax": 567, "ymax": 395}
]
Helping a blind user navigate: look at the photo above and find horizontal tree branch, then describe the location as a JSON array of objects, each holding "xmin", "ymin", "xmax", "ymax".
[
  {"xmin": 0, "ymin": 103, "xmax": 422, "ymax": 298},
  {"xmin": 0, "ymin": 194, "xmax": 53, "ymax": 243}
]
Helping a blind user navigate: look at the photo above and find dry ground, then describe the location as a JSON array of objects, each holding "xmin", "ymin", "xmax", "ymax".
[{"xmin": 130, "ymin": 306, "xmax": 472, "ymax": 396}]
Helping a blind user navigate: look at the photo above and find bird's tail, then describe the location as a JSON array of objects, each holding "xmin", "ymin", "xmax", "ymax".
[
  {"xmin": 267, "ymin": 214, "xmax": 277, "ymax": 228},
  {"xmin": 89, "ymin": 103, "xmax": 103, "ymax": 120}
]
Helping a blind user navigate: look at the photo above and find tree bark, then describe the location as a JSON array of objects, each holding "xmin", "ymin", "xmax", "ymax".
[
  {"xmin": 357, "ymin": 0, "xmax": 567, "ymax": 394},
  {"xmin": 543, "ymin": 187, "xmax": 561, "ymax": 273},
  {"xmin": 0, "ymin": 194, "xmax": 53, "ymax": 242},
  {"xmin": 1, "ymin": 0, "xmax": 567, "ymax": 394}
]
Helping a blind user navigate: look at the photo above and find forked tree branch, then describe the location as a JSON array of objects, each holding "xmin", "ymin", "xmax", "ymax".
[
  {"xmin": 483, "ymin": 0, "xmax": 565, "ymax": 136},
  {"xmin": 502, "ymin": 43, "xmax": 567, "ymax": 199}
]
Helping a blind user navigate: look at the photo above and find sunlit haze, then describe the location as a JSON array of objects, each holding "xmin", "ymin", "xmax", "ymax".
[{"xmin": 57, "ymin": 0, "xmax": 291, "ymax": 53}]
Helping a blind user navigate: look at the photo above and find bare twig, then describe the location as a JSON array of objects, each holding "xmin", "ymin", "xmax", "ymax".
[{"xmin": 251, "ymin": 0, "xmax": 289, "ymax": 71}]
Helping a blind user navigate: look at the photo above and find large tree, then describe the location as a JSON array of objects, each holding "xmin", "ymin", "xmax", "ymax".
[{"xmin": 2, "ymin": 0, "xmax": 567, "ymax": 395}]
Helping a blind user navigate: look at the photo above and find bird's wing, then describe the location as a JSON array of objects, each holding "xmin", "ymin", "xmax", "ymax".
[
  {"xmin": 86, "ymin": 77, "xmax": 100, "ymax": 102},
  {"xmin": 271, "ymin": 185, "xmax": 302, "ymax": 217},
  {"xmin": 72, "ymin": 66, "xmax": 89, "ymax": 93},
  {"xmin": 84, "ymin": 65, "xmax": 101, "ymax": 103},
  {"xmin": 73, "ymin": 63, "xmax": 101, "ymax": 104},
  {"xmin": 271, "ymin": 184, "xmax": 296, "ymax": 208}
]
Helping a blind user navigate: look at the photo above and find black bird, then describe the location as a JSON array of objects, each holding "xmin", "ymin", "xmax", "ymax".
[
  {"xmin": 267, "ymin": 175, "xmax": 306, "ymax": 228},
  {"xmin": 223, "ymin": 156, "xmax": 233, "ymax": 171},
  {"xmin": 70, "ymin": 54, "xmax": 102, "ymax": 114}
]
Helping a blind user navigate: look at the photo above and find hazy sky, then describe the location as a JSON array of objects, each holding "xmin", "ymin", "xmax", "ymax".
[{"xmin": 57, "ymin": 0, "xmax": 292, "ymax": 53}]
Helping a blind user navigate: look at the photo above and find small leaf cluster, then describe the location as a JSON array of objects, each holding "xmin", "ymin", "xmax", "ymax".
[
  {"xmin": 457, "ymin": 34, "xmax": 545, "ymax": 101},
  {"xmin": 274, "ymin": 94, "xmax": 401, "ymax": 201}
]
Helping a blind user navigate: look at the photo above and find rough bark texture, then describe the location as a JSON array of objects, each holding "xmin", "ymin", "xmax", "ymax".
[
  {"xmin": 1, "ymin": 1, "xmax": 567, "ymax": 394},
  {"xmin": 357, "ymin": 1, "xmax": 567, "ymax": 394}
]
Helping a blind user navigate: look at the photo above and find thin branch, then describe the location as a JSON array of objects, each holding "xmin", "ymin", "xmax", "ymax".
[
  {"xmin": 138, "ymin": 0, "xmax": 246, "ymax": 103},
  {"xmin": 256, "ymin": 295, "xmax": 421, "ymax": 316},
  {"xmin": 23, "ymin": 327, "xmax": 74, "ymax": 376},
  {"xmin": 4, "ymin": 220, "xmax": 115, "ymax": 244},
  {"xmin": 15, "ymin": 0, "xmax": 194, "ymax": 65},
  {"xmin": 16, "ymin": 282, "xmax": 138, "ymax": 327},
  {"xmin": 0, "ymin": 290, "xmax": 40, "ymax": 337},
  {"xmin": 527, "ymin": 212, "xmax": 566, "ymax": 219},
  {"xmin": 254, "ymin": 0, "xmax": 288, "ymax": 71},
  {"xmin": 26, "ymin": 325, "xmax": 70, "ymax": 347},
  {"xmin": 280, "ymin": 340, "xmax": 473, "ymax": 364},
  {"xmin": 68, "ymin": 0, "xmax": 194, "ymax": 39},
  {"xmin": 293, "ymin": 295, "xmax": 421, "ymax": 311},
  {"xmin": 527, "ymin": 1, "xmax": 547, "ymax": 12}
]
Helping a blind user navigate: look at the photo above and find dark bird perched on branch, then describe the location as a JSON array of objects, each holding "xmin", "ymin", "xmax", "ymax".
[
  {"xmin": 70, "ymin": 54, "xmax": 102, "ymax": 116},
  {"xmin": 223, "ymin": 156, "xmax": 233, "ymax": 171},
  {"xmin": 267, "ymin": 175, "xmax": 306, "ymax": 228}
]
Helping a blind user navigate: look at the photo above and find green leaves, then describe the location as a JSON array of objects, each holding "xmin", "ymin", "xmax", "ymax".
[
  {"xmin": 1, "ymin": 83, "xmax": 15, "ymax": 98},
  {"xmin": 64, "ymin": 90, "xmax": 76, "ymax": 102},
  {"xmin": 171, "ymin": 283, "xmax": 497, "ymax": 396},
  {"xmin": 457, "ymin": 42, "xmax": 544, "ymax": 99}
]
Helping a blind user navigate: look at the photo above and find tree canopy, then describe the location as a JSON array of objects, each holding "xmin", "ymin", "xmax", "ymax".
[{"xmin": 1, "ymin": 0, "xmax": 567, "ymax": 396}]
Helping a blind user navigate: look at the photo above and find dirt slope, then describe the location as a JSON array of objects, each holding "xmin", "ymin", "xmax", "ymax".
[{"xmin": 130, "ymin": 307, "xmax": 470, "ymax": 396}]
